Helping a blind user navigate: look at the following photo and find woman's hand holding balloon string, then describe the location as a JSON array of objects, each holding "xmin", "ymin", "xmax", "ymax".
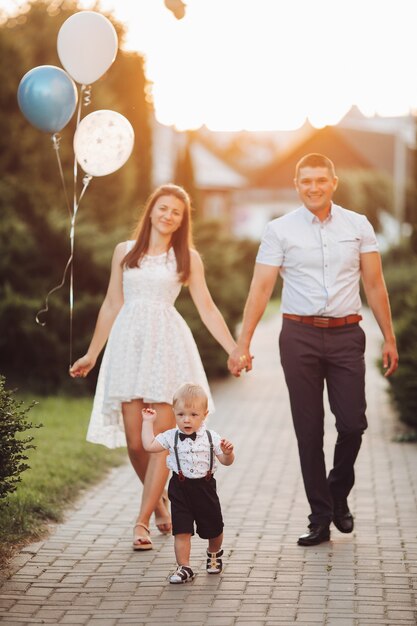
[{"xmin": 69, "ymin": 354, "xmax": 96, "ymax": 378}]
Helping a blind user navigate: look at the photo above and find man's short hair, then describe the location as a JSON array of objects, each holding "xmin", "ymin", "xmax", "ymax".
[{"xmin": 295, "ymin": 153, "xmax": 336, "ymax": 179}]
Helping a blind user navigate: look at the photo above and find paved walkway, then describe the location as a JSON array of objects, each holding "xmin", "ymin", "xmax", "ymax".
[{"xmin": 1, "ymin": 311, "xmax": 416, "ymax": 625}]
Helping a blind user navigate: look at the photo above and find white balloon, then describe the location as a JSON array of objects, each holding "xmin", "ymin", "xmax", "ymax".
[
  {"xmin": 57, "ymin": 11, "xmax": 118, "ymax": 85},
  {"xmin": 74, "ymin": 110, "xmax": 135, "ymax": 177}
]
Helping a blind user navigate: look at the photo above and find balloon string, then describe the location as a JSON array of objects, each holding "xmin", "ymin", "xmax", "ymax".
[
  {"xmin": 36, "ymin": 174, "xmax": 92, "ymax": 367},
  {"xmin": 67, "ymin": 174, "xmax": 92, "ymax": 366},
  {"xmin": 82, "ymin": 84, "xmax": 92, "ymax": 107},
  {"xmin": 37, "ymin": 85, "xmax": 94, "ymax": 366},
  {"xmin": 51, "ymin": 133, "xmax": 72, "ymax": 219}
]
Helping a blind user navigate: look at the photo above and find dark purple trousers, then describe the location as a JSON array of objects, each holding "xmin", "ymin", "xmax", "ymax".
[{"xmin": 279, "ymin": 318, "xmax": 368, "ymax": 526}]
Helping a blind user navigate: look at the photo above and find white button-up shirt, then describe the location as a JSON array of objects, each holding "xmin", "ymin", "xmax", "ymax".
[
  {"xmin": 256, "ymin": 204, "xmax": 379, "ymax": 317},
  {"xmin": 155, "ymin": 423, "xmax": 222, "ymax": 479}
]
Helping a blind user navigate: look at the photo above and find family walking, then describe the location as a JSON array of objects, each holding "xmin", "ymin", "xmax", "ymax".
[{"xmin": 70, "ymin": 153, "xmax": 398, "ymax": 582}]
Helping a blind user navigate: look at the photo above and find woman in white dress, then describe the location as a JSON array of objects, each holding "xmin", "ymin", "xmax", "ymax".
[{"xmin": 69, "ymin": 184, "xmax": 237, "ymax": 550}]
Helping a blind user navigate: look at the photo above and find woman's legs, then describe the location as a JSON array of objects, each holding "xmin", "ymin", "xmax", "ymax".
[{"xmin": 122, "ymin": 400, "xmax": 175, "ymax": 532}]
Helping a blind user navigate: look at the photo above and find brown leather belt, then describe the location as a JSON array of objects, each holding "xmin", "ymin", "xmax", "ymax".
[{"xmin": 283, "ymin": 314, "xmax": 362, "ymax": 328}]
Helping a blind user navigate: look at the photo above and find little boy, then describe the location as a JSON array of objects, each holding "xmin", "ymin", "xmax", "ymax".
[{"xmin": 142, "ymin": 382, "xmax": 234, "ymax": 584}]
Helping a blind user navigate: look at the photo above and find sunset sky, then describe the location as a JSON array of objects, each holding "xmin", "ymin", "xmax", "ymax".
[{"xmin": 3, "ymin": 0, "xmax": 417, "ymax": 131}]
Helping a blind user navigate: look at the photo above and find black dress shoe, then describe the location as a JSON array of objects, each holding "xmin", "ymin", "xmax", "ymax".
[
  {"xmin": 297, "ymin": 524, "xmax": 330, "ymax": 546},
  {"xmin": 333, "ymin": 498, "xmax": 354, "ymax": 533}
]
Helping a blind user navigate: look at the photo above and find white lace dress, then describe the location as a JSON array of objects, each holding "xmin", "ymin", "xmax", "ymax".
[{"xmin": 86, "ymin": 243, "xmax": 214, "ymax": 448}]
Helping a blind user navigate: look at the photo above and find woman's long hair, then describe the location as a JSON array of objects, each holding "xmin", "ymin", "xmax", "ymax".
[{"xmin": 121, "ymin": 184, "xmax": 193, "ymax": 282}]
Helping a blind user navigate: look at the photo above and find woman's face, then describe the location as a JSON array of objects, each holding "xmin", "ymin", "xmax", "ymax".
[{"xmin": 150, "ymin": 194, "xmax": 185, "ymax": 237}]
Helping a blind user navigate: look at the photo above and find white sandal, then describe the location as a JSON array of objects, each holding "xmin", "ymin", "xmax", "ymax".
[{"xmin": 169, "ymin": 565, "xmax": 195, "ymax": 584}]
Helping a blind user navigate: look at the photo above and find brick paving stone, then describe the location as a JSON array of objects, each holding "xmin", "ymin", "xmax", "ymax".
[
  {"xmin": 59, "ymin": 615, "xmax": 89, "ymax": 624},
  {"xmin": 0, "ymin": 312, "xmax": 417, "ymax": 625}
]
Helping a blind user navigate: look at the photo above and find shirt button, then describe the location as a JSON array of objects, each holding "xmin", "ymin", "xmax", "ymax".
[{"xmin": 190, "ymin": 469, "xmax": 194, "ymax": 473}]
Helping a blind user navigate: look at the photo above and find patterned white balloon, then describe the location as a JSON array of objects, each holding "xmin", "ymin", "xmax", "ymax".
[{"xmin": 74, "ymin": 110, "xmax": 135, "ymax": 177}]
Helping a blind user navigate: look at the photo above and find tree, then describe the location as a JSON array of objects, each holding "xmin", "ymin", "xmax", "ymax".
[
  {"xmin": 173, "ymin": 131, "xmax": 200, "ymax": 210},
  {"xmin": 0, "ymin": 0, "xmax": 153, "ymax": 392},
  {"xmin": 334, "ymin": 169, "xmax": 394, "ymax": 232}
]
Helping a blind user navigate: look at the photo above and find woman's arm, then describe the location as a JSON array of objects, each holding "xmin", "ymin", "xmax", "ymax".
[
  {"xmin": 228, "ymin": 262, "xmax": 279, "ymax": 376},
  {"xmin": 187, "ymin": 249, "xmax": 237, "ymax": 355},
  {"xmin": 69, "ymin": 242, "xmax": 126, "ymax": 377}
]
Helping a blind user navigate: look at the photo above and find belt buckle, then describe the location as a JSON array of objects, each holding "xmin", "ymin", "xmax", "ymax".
[{"xmin": 314, "ymin": 316, "xmax": 330, "ymax": 328}]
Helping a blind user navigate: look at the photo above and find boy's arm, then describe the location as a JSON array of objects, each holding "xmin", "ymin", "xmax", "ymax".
[
  {"xmin": 216, "ymin": 438, "xmax": 235, "ymax": 466},
  {"xmin": 141, "ymin": 408, "xmax": 166, "ymax": 453}
]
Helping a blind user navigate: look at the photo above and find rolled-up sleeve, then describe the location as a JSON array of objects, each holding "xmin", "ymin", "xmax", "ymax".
[
  {"xmin": 155, "ymin": 432, "xmax": 171, "ymax": 449},
  {"xmin": 256, "ymin": 222, "xmax": 283, "ymax": 266}
]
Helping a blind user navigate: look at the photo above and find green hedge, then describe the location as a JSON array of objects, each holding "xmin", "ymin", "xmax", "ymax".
[
  {"xmin": 383, "ymin": 244, "xmax": 417, "ymax": 428},
  {"xmin": 177, "ymin": 220, "xmax": 258, "ymax": 377}
]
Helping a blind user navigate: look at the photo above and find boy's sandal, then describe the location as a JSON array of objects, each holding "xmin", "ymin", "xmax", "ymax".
[
  {"xmin": 133, "ymin": 523, "xmax": 153, "ymax": 551},
  {"xmin": 206, "ymin": 549, "xmax": 223, "ymax": 574},
  {"xmin": 169, "ymin": 565, "xmax": 195, "ymax": 584}
]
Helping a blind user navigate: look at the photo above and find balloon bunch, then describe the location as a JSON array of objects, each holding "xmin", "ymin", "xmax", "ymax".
[{"xmin": 17, "ymin": 11, "xmax": 135, "ymax": 365}]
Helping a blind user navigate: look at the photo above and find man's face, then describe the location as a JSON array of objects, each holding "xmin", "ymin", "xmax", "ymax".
[{"xmin": 294, "ymin": 166, "xmax": 338, "ymax": 215}]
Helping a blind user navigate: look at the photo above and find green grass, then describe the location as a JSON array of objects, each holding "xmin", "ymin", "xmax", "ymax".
[{"xmin": 0, "ymin": 395, "xmax": 127, "ymax": 570}]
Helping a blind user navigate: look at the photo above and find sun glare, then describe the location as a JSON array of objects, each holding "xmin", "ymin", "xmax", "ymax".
[{"xmin": 6, "ymin": 0, "xmax": 417, "ymax": 131}]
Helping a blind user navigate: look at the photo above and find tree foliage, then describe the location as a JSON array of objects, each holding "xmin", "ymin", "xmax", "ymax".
[
  {"xmin": 177, "ymin": 220, "xmax": 258, "ymax": 377},
  {"xmin": 334, "ymin": 169, "xmax": 394, "ymax": 231},
  {"xmin": 0, "ymin": 0, "xmax": 153, "ymax": 392},
  {"xmin": 382, "ymin": 242, "xmax": 417, "ymax": 429}
]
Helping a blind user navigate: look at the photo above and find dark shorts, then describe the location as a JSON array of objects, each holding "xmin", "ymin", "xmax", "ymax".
[{"xmin": 168, "ymin": 472, "xmax": 224, "ymax": 539}]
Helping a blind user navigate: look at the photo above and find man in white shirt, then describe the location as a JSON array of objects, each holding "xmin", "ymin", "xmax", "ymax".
[{"xmin": 228, "ymin": 153, "xmax": 398, "ymax": 546}]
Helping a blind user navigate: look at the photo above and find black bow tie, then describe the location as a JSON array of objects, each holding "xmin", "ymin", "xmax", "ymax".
[{"xmin": 179, "ymin": 431, "xmax": 197, "ymax": 441}]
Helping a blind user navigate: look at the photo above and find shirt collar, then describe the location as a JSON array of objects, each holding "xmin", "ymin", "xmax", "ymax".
[{"xmin": 300, "ymin": 203, "xmax": 335, "ymax": 224}]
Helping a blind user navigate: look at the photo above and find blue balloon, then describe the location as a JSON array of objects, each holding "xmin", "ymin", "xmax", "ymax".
[{"xmin": 17, "ymin": 65, "xmax": 78, "ymax": 133}]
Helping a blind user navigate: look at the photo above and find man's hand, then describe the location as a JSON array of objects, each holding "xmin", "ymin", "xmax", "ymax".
[
  {"xmin": 382, "ymin": 339, "xmax": 399, "ymax": 377},
  {"xmin": 227, "ymin": 347, "xmax": 253, "ymax": 377}
]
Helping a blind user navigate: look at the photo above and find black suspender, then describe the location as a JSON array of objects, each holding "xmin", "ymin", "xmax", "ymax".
[
  {"xmin": 173, "ymin": 430, "xmax": 185, "ymax": 481},
  {"xmin": 205, "ymin": 429, "xmax": 214, "ymax": 480},
  {"xmin": 173, "ymin": 429, "xmax": 214, "ymax": 481}
]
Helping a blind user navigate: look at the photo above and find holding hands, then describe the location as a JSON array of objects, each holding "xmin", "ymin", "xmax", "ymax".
[{"xmin": 227, "ymin": 346, "xmax": 253, "ymax": 377}]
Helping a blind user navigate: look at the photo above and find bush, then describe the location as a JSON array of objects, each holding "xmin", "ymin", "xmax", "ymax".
[
  {"xmin": 0, "ymin": 376, "xmax": 42, "ymax": 499},
  {"xmin": 382, "ymin": 243, "xmax": 417, "ymax": 428}
]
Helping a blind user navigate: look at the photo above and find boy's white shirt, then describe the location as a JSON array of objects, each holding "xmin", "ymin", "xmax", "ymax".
[{"xmin": 155, "ymin": 422, "xmax": 223, "ymax": 478}]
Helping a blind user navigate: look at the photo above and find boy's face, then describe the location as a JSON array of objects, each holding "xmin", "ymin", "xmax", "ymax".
[{"xmin": 174, "ymin": 399, "xmax": 208, "ymax": 435}]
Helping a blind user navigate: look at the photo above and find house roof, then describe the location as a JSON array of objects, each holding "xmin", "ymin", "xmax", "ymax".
[
  {"xmin": 152, "ymin": 120, "xmax": 248, "ymax": 190},
  {"xmin": 249, "ymin": 120, "xmax": 417, "ymax": 189},
  {"xmin": 190, "ymin": 141, "xmax": 247, "ymax": 189}
]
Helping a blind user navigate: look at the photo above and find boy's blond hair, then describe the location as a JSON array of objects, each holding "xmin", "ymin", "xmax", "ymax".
[{"xmin": 172, "ymin": 383, "xmax": 208, "ymax": 411}]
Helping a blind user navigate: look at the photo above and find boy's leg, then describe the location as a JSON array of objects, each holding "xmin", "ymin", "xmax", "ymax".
[
  {"xmin": 207, "ymin": 532, "xmax": 224, "ymax": 574},
  {"xmin": 174, "ymin": 533, "xmax": 192, "ymax": 566},
  {"xmin": 170, "ymin": 533, "xmax": 195, "ymax": 584},
  {"xmin": 208, "ymin": 532, "xmax": 223, "ymax": 554}
]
